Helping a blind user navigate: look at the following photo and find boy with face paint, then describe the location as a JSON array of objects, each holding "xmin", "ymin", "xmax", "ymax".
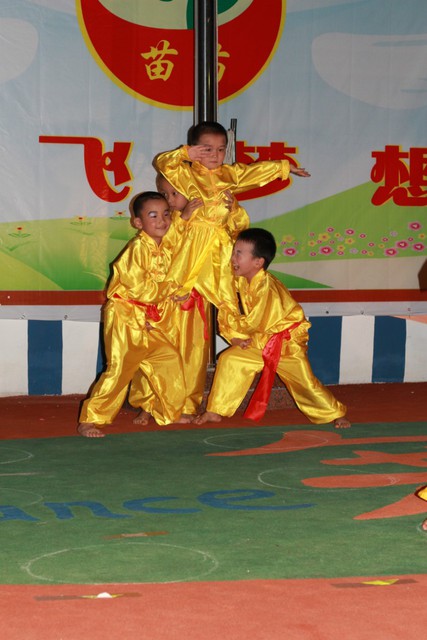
[{"xmin": 78, "ymin": 192, "xmax": 186, "ymax": 437}]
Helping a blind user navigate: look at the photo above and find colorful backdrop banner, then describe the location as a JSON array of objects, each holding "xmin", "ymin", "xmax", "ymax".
[{"xmin": 0, "ymin": 0, "xmax": 426, "ymax": 316}]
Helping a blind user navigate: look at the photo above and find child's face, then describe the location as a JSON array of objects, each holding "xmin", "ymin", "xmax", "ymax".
[
  {"xmin": 156, "ymin": 175, "xmax": 188, "ymax": 212},
  {"xmin": 134, "ymin": 198, "xmax": 171, "ymax": 244},
  {"xmin": 231, "ymin": 240, "xmax": 264, "ymax": 282},
  {"xmin": 197, "ymin": 132, "xmax": 227, "ymax": 169}
]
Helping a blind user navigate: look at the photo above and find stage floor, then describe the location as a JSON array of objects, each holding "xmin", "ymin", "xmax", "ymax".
[{"xmin": 0, "ymin": 382, "xmax": 426, "ymax": 639}]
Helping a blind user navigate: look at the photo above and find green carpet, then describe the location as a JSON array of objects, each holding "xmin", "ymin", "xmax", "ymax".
[{"xmin": 1, "ymin": 422, "xmax": 427, "ymax": 585}]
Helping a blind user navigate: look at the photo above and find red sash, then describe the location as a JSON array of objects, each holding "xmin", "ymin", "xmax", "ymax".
[
  {"xmin": 180, "ymin": 289, "xmax": 209, "ymax": 340},
  {"xmin": 244, "ymin": 321, "xmax": 302, "ymax": 421},
  {"xmin": 112, "ymin": 293, "xmax": 161, "ymax": 322}
]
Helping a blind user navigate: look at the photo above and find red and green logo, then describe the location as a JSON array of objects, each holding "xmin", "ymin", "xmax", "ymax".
[{"xmin": 77, "ymin": 0, "xmax": 286, "ymax": 109}]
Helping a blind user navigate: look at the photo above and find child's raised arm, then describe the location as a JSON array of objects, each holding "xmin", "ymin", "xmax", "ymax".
[
  {"xmin": 186, "ymin": 144, "xmax": 214, "ymax": 164},
  {"xmin": 154, "ymin": 146, "xmax": 192, "ymax": 197}
]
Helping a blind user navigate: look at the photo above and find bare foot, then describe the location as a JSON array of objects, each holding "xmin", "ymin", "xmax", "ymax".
[
  {"xmin": 422, "ymin": 519, "xmax": 427, "ymax": 532},
  {"xmin": 334, "ymin": 416, "xmax": 351, "ymax": 429},
  {"xmin": 132, "ymin": 410, "xmax": 151, "ymax": 426},
  {"xmin": 194, "ymin": 411, "xmax": 222, "ymax": 425},
  {"xmin": 177, "ymin": 414, "xmax": 194, "ymax": 424},
  {"xmin": 78, "ymin": 423, "xmax": 105, "ymax": 438}
]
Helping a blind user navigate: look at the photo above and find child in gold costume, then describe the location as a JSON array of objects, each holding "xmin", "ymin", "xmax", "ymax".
[
  {"xmin": 78, "ymin": 192, "xmax": 186, "ymax": 438},
  {"xmin": 154, "ymin": 121, "xmax": 310, "ymax": 322},
  {"xmin": 195, "ymin": 228, "xmax": 350, "ymax": 429},
  {"xmin": 416, "ymin": 486, "xmax": 427, "ymax": 531},
  {"xmin": 128, "ymin": 175, "xmax": 211, "ymax": 423}
]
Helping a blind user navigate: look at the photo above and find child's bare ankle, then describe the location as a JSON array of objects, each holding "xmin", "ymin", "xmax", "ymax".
[
  {"xmin": 334, "ymin": 416, "xmax": 351, "ymax": 429},
  {"xmin": 132, "ymin": 410, "xmax": 151, "ymax": 426},
  {"xmin": 194, "ymin": 411, "xmax": 222, "ymax": 424},
  {"xmin": 77, "ymin": 423, "xmax": 105, "ymax": 438},
  {"xmin": 177, "ymin": 413, "xmax": 194, "ymax": 424}
]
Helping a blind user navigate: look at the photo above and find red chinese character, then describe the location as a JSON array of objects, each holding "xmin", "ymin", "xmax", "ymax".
[
  {"xmin": 235, "ymin": 140, "xmax": 298, "ymax": 200},
  {"xmin": 371, "ymin": 145, "xmax": 427, "ymax": 206},
  {"xmin": 39, "ymin": 136, "xmax": 132, "ymax": 202}
]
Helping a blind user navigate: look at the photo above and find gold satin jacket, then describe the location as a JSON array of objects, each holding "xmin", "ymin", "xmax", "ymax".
[
  {"xmin": 222, "ymin": 269, "xmax": 311, "ymax": 348},
  {"xmin": 154, "ymin": 145, "xmax": 291, "ymax": 232},
  {"xmin": 106, "ymin": 223, "xmax": 181, "ymax": 331}
]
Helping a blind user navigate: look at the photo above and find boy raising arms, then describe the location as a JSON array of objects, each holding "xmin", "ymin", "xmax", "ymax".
[
  {"xmin": 196, "ymin": 228, "xmax": 350, "ymax": 429},
  {"xmin": 78, "ymin": 192, "xmax": 186, "ymax": 437},
  {"xmin": 154, "ymin": 121, "xmax": 310, "ymax": 320}
]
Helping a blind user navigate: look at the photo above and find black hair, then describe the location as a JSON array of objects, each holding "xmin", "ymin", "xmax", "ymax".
[
  {"xmin": 236, "ymin": 228, "xmax": 277, "ymax": 269},
  {"xmin": 132, "ymin": 191, "xmax": 167, "ymax": 219},
  {"xmin": 187, "ymin": 121, "xmax": 228, "ymax": 145}
]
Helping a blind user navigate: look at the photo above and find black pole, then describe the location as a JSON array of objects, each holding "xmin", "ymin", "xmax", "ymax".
[
  {"xmin": 194, "ymin": 0, "xmax": 218, "ymax": 123},
  {"xmin": 194, "ymin": 0, "xmax": 218, "ymax": 365}
]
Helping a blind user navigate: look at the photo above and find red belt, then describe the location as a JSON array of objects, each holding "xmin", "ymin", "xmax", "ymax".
[
  {"xmin": 180, "ymin": 289, "xmax": 209, "ymax": 340},
  {"xmin": 112, "ymin": 293, "xmax": 161, "ymax": 322},
  {"xmin": 244, "ymin": 321, "xmax": 302, "ymax": 421}
]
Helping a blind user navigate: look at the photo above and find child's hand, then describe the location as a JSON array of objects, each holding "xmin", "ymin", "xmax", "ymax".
[
  {"xmin": 290, "ymin": 166, "xmax": 311, "ymax": 177},
  {"xmin": 231, "ymin": 337, "xmax": 251, "ymax": 349},
  {"xmin": 188, "ymin": 144, "xmax": 214, "ymax": 163},
  {"xmin": 223, "ymin": 189, "xmax": 235, "ymax": 212},
  {"xmin": 145, "ymin": 322, "xmax": 154, "ymax": 331},
  {"xmin": 181, "ymin": 197, "xmax": 202, "ymax": 220}
]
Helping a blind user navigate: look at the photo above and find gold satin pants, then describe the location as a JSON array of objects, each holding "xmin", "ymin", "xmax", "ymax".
[
  {"xmin": 79, "ymin": 303, "xmax": 186, "ymax": 427},
  {"xmin": 129, "ymin": 300, "xmax": 211, "ymax": 415},
  {"xmin": 207, "ymin": 335, "xmax": 347, "ymax": 424}
]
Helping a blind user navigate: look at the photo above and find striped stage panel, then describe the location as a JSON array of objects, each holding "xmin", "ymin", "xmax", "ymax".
[{"xmin": 0, "ymin": 315, "xmax": 426, "ymax": 397}]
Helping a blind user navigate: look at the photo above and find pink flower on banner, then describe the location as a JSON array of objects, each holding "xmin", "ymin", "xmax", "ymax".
[
  {"xmin": 320, "ymin": 246, "xmax": 334, "ymax": 255},
  {"xmin": 385, "ymin": 248, "xmax": 397, "ymax": 256},
  {"xmin": 396, "ymin": 241, "xmax": 408, "ymax": 249},
  {"xmin": 412, "ymin": 243, "xmax": 425, "ymax": 252},
  {"xmin": 409, "ymin": 222, "xmax": 422, "ymax": 230},
  {"xmin": 284, "ymin": 247, "xmax": 298, "ymax": 257},
  {"xmin": 345, "ymin": 228, "xmax": 355, "ymax": 235}
]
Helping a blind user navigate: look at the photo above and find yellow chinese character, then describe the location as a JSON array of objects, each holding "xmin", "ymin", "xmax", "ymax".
[
  {"xmin": 218, "ymin": 44, "xmax": 230, "ymax": 82},
  {"xmin": 141, "ymin": 40, "xmax": 178, "ymax": 81}
]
